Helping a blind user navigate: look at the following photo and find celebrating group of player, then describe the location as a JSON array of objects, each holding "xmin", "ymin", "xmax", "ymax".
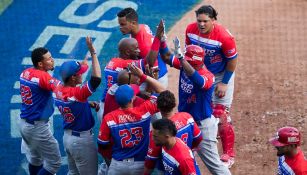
[{"xmin": 19, "ymin": 4, "xmax": 307, "ymax": 175}]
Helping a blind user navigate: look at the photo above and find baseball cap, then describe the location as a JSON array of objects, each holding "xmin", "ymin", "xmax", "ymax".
[
  {"xmin": 115, "ymin": 84, "xmax": 140, "ymax": 106},
  {"xmin": 60, "ymin": 61, "xmax": 89, "ymax": 81},
  {"xmin": 269, "ymin": 126, "xmax": 301, "ymax": 147}
]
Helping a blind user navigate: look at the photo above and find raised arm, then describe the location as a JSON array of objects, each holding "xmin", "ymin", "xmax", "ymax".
[
  {"xmin": 86, "ymin": 36, "xmax": 101, "ymax": 90},
  {"xmin": 86, "ymin": 36, "xmax": 101, "ymax": 78},
  {"xmin": 146, "ymin": 19, "xmax": 165, "ymax": 67}
]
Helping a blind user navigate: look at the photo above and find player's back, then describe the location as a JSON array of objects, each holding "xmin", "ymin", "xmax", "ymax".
[
  {"xmin": 102, "ymin": 98, "xmax": 158, "ymax": 161},
  {"xmin": 102, "ymin": 58, "xmax": 143, "ymax": 101},
  {"xmin": 19, "ymin": 67, "xmax": 56, "ymax": 121},
  {"xmin": 170, "ymin": 112, "xmax": 201, "ymax": 148},
  {"xmin": 53, "ymin": 83, "xmax": 95, "ymax": 131},
  {"xmin": 161, "ymin": 138, "xmax": 200, "ymax": 175}
]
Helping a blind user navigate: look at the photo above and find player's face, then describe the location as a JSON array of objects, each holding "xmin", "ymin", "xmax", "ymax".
[
  {"xmin": 41, "ymin": 52, "xmax": 54, "ymax": 71},
  {"xmin": 128, "ymin": 41, "xmax": 140, "ymax": 60},
  {"xmin": 275, "ymin": 146, "xmax": 290, "ymax": 157},
  {"xmin": 196, "ymin": 14, "xmax": 214, "ymax": 34},
  {"xmin": 152, "ymin": 129, "xmax": 167, "ymax": 146},
  {"xmin": 118, "ymin": 17, "xmax": 133, "ymax": 35},
  {"xmin": 74, "ymin": 73, "xmax": 83, "ymax": 85}
]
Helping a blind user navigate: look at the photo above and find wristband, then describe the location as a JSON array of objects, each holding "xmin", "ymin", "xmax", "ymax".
[
  {"xmin": 222, "ymin": 70, "xmax": 233, "ymax": 84},
  {"xmin": 159, "ymin": 47, "xmax": 169, "ymax": 55},
  {"xmin": 151, "ymin": 37, "xmax": 160, "ymax": 52},
  {"xmin": 139, "ymin": 74, "xmax": 147, "ymax": 84},
  {"xmin": 160, "ymin": 41, "xmax": 167, "ymax": 49}
]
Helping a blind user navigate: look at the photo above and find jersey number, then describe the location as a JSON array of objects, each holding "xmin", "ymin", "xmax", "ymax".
[
  {"xmin": 58, "ymin": 106, "xmax": 75, "ymax": 123},
  {"xmin": 119, "ymin": 127, "xmax": 144, "ymax": 148},
  {"xmin": 107, "ymin": 75, "xmax": 113, "ymax": 88},
  {"xmin": 180, "ymin": 133, "xmax": 188, "ymax": 145},
  {"xmin": 20, "ymin": 85, "xmax": 33, "ymax": 105}
]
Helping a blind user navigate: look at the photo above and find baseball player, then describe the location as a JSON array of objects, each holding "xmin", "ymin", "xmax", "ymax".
[
  {"xmin": 97, "ymin": 64, "xmax": 165, "ymax": 175},
  {"xmin": 53, "ymin": 36, "xmax": 101, "ymax": 175},
  {"xmin": 160, "ymin": 37, "xmax": 231, "ymax": 174},
  {"xmin": 98, "ymin": 20, "xmax": 164, "ymax": 122},
  {"xmin": 269, "ymin": 127, "xmax": 307, "ymax": 174},
  {"xmin": 19, "ymin": 47, "xmax": 61, "ymax": 175},
  {"xmin": 144, "ymin": 90, "xmax": 202, "ymax": 175},
  {"xmin": 117, "ymin": 8, "xmax": 168, "ymax": 88},
  {"xmin": 185, "ymin": 5, "xmax": 238, "ymax": 168},
  {"xmin": 99, "ymin": 69, "xmax": 146, "ymax": 166},
  {"xmin": 151, "ymin": 118, "xmax": 200, "ymax": 175}
]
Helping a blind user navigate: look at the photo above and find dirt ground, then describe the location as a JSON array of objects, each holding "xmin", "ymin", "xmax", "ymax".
[{"xmin": 166, "ymin": 0, "xmax": 307, "ymax": 174}]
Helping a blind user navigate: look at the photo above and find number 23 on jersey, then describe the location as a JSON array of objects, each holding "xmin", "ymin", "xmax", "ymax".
[{"xmin": 119, "ymin": 127, "xmax": 144, "ymax": 148}]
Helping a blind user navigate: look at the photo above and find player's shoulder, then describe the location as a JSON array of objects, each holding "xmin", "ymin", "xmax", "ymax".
[
  {"xmin": 214, "ymin": 22, "xmax": 235, "ymax": 39},
  {"xmin": 54, "ymin": 84, "xmax": 77, "ymax": 101},
  {"xmin": 140, "ymin": 24, "xmax": 153, "ymax": 34},
  {"xmin": 186, "ymin": 22, "xmax": 198, "ymax": 31},
  {"xmin": 20, "ymin": 67, "xmax": 52, "ymax": 83}
]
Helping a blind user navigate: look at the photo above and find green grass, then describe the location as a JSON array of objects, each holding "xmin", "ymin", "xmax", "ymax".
[{"xmin": 0, "ymin": 0, "xmax": 13, "ymax": 15}]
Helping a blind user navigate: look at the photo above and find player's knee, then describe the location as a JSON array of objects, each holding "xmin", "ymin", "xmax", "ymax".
[
  {"xmin": 28, "ymin": 157, "xmax": 43, "ymax": 167},
  {"xmin": 44, "ymin": 158, "xmax": 61, "ymax": 174},
  {"xmin": 212, "ymin": 104, "xmax": 230, "ymax": 124}
]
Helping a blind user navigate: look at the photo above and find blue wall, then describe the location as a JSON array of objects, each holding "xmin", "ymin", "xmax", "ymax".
[{"xmin": 0, "ymin": 1, "xmax": 199, "ymax": 174}]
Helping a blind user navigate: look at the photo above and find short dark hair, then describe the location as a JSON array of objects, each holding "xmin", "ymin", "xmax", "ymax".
[
  {"xmin": 157, "ymin": 90, "xmax": 176, "ymax": 113},
  {"xmin": 152, "ymin": 118, "xmax": 177, "ymax": 136},
  {"xmin": 117, "ymin": 7, "xmax": 138, "ymax": 22},
  {"xmin": 195, "ymin": 5, "xmax": 218, "ymax": 20},
  {"xmin": 31, "ymin": 47, "xmax": 49, "ymax": 67}
]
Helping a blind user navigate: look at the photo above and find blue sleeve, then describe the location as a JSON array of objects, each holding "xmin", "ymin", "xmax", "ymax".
[{"xmin": 188, "ymin": 71, "xmax": 205, "ymax": 88}]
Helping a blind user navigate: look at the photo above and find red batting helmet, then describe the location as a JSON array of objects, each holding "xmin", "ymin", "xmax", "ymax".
[
  {"xmin": 269, "ymin": 127, "xmax": 301, "ymax": 147},
  {"xmin": 184, "ymin": 45, "xmax": 205, "ymax": 68}
]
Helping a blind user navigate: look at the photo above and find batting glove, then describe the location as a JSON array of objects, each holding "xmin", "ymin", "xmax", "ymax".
[{"xmin": 173, "ymin": 36, "xmax": 183, "ymax": 60}]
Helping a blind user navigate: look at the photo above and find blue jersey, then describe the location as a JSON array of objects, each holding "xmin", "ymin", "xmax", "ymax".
[
  {"xmin": 186, "ymin": 22, "xmax": 238, "ymax": 74},
  {"xmin": 19, "ymin": 68, "xmax": 59, "ymax": 121},
  {"xmin": 98, "ymin": 97, "xmax": 158, "ymax": 161},
  {"xmin": 146, "ymin": 112, "xmax": 202, "ymax": 172},
  {"xmin": 54, "ymin": 82, "xmax": 95, "ymax": 131},
  {"xmin": 170, "ymin": 58, "xmax": 215, "ymax": 122},
  {"xmin": 102, "ymin": 58, "xmax": 144, "ymax": 102},
  {"xmin": 161, "ymin": 138, "xmax": 200, "ymax": 175}
]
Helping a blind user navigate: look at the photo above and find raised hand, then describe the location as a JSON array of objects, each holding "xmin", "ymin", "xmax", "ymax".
[
  {"xmin": 173, "ymin": 36, "xmax": 183, "ymax": 59},
  {"xmin": 128, "ymin": 63, "xmax": 144, "ymax": 77},
  {"xmin": 155, "ymin": 19, "xmax": 165, "ymax": 40},
  {"xmin": 86, "ymin": 36, "xmax": 96, "ymax": 54}
]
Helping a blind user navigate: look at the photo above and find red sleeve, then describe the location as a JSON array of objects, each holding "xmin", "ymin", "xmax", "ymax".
[
  {"xmin": 145, "ymin": 131, "xmax": 162, "ymax": 170},
  {"xmin": 221, "ymin": 33, "xmax": 237, "ymax": 60},
  {"xmin": 39, "ymin": 72, "xmax": 60, "ymax": 91},
  {"xmin": 170, "ymin": 56, "xmax": 181, "ymax": 70},
  {"xmin": 141, "ymin": 96, "xmax": 159, "ymax": 115},
  {"xmin": 179, "ymin": 158, "xmax": 197, "ymax": 175},
  {"xmin": 98, "ymin": 116, "xmax": 111, "ymax": 145},
  {"xmin": 199, "ymin": 69, "xmax": 214, "ymax": 90},
  {"xmin": 73, "ymin": 82, "xmax": 93, "ymax": 102},
  {"xmin": 192, "ymin": 122, "xmax": 202, "ymax": 149}
]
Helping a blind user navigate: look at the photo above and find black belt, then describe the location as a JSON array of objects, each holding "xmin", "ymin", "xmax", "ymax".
[
  {"xmin": 68, "ymin": 129, "xmax": 93, "ymax": 137},
  {"xmin": 24, "ymin": 119, "xmax": 48, "ymax": 125}
]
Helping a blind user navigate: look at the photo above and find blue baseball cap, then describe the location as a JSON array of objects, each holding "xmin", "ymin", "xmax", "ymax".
[
  {"xmin": 60, "ymin": 61, "xmax": 88, "ymax": 81},
  {"xmin": 115, "ymin": 84, "xmax": 139, "ymax": 106}
]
